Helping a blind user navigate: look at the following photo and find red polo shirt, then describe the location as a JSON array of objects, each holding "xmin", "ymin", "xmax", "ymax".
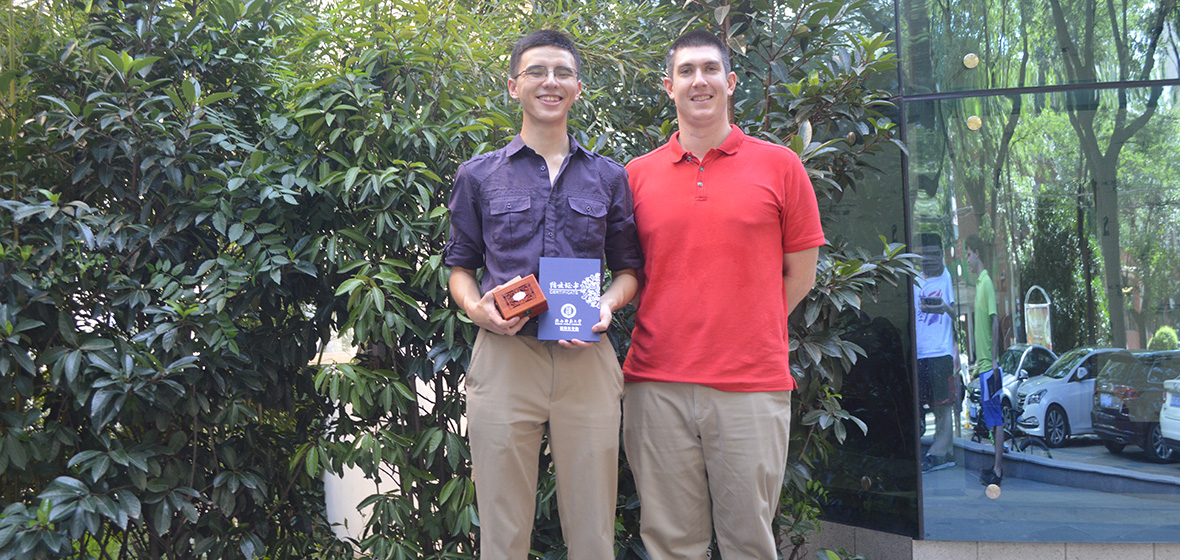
[{"xmin": 623, "ymin": 125, "xmax": 825, "ymax": 392}]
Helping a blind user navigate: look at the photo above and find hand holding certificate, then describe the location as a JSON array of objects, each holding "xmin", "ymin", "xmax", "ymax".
[{"xmin": 538, "ymin": 258, "xmax": 604, "ymax": 343}]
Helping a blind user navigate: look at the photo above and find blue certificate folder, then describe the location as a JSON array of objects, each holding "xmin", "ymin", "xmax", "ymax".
[{"xmin": 537, "ymin": 257, "xmax": 602, "ymax": 342}]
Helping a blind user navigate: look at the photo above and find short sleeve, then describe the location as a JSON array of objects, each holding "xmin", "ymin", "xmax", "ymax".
[{"xmin": 779, "ymin": 151, "xmax": 826, "ymax": 254}]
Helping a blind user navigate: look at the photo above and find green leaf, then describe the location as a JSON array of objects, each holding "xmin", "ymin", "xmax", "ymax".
[
  {"xmin": 714, "ymin": 4, "xmax": 730, "ymax": 24},
  {"xmin": 165, "ymin": 87, "xmax": 184, "ymax": 109},
  {"xmin": 439, "ymin": 477, "xmax": 460, "ymax": 505},
  {"xmin": 78, "ymin": 338, "xmax": 114, "ymax": 351},
  {"xmin": 91, "ymin": 389, "xmax": 125, "ymax": 431},
  {"xmin": 199, "ymin": 91, "xmax": 236, "ymax": 106},
  {"xmin": 426, "ymin": 429, "xmax": 443, "ymax": 455},
  {"xmin": 344, "ymin": 167, "xmax": 361, "ymax": 190},
  {"xmin": 336, "ymin": 278, "xmax": 365, "ymax": 296},
  {"xmin": 67, "ymin": 450, "xmax": 103, "ymax": 468},
  {"xmin": 152, "ymin": 500, "xmax": 173, "ymax": 534},
  {"xmin": 181, "ymin": 79, "xmax": 199, "ymax": 105},
  {"xmin": 228, "ymin": 223, "xmax": 244, "ymax": 244},
  {"xmin": 129, "ymin": 56, "xmax": 162, "ymax": 78},
  {"xmin": 10, "ymin": 350, "xmax": 35, "ymax": 374},
  {"xmin": 392, "ymin": 381, "xmax": 415, "ymax": 402}
]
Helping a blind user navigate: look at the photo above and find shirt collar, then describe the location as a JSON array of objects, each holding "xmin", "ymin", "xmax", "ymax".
[
  {"xmin": 666, "ymin": 124, "xmax": 746, "ymax": 162},
  {"xmin": 506, "ymin": 133, "xmax": 585, "ymax": 159}
]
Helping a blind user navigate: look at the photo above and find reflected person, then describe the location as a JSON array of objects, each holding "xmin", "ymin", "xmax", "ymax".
[
  {"xmin": 916, "ymin": 233, "xmax": 959, "ymax": 473},
  {"xmin": 443, "ymin": 30, "xmax": 642, "ymax": 559},
  {"xmin": 621, "ymin": 30, "xmax": 825, "ymax": 559},
  {"xmin": 966, "ymin": 234, "xmax": 1002, "ymax": 486}
]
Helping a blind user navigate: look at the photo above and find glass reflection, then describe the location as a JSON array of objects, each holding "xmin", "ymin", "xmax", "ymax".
[
  {"xmin": 911, "ymin": 85, "xmax": 1180, "ymax": 541},
  {"xmin": 815, "ymin": 147, "xmax": 919, "ymax": 537},
  {"xmin": 900, "ymin": 0, "xmax": 1180, "ymax": 94}
]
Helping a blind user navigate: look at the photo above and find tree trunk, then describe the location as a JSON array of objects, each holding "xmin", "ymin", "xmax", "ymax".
[
  {"xmin": 1092, "ymin": 167, "xmax": 1127, "ymax": 347},
  {"xmin": 1077, "ymin": 182, "xmax": 1095, "ymax": 345}
]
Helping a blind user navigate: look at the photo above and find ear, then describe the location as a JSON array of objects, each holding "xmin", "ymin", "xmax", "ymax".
[
  {"xmin": 573, "ymin": 80, "xmax": 583, "ymax": 101},
  {"xmin": 508, "ymin": 77, "xmax": 520, "ymax": 100},
  {"xmin": 726, "ymin": 71, "xmax": 737, "ymax": 95},
  {"xmin": 663, "ymin": 75, "xmax": 674, "ymax": 99}
]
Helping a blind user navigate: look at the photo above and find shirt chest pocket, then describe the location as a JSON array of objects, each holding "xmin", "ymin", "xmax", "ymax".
[
  {"xmin": 488, "ymin": 196, "xmax": 533, "ymax": 247},
  {"xmin": 566, "ymin": 197, "xmax": 608, "ymax": 253}
]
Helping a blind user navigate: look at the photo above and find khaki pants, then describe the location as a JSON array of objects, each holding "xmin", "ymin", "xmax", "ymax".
[
  {"xmin": 623, "ymin": 382, "xmax": 791, "ymax": 560},
  {"xmin": 466, "ymin": 330, "xmax": 623, "ymax": 560}
]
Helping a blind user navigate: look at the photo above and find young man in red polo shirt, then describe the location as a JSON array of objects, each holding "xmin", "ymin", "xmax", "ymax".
[{"xmin": 622, "ymin": 30, "xmax": 824, "ymax": 559}]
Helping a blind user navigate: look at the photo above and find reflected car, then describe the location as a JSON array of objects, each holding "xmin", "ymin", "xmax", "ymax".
[
  {"xmin": 1160, "ymin": 377, "xmax": 1180, "ymax": 456},
  {"xmin": 1016, "ymin": 347, "xmax": 1122, "ymax": 448},
  {"xmin": 966, "ymin": 343, "xmax": 1058, "ymax": 432},
  {"xmin": 1092, "ymin": 350, "xmax": 1180, "ymax": 462}
]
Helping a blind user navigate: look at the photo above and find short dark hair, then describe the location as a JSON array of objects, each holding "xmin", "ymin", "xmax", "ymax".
[
  {"xmin": 510, "ymin": 29, "xmax": 582, "ymax": 77},
  {"xmin": 965, "ymin": 234, "xmax": 990, "ymax": 267},
  {"xmin": 665, "ymin": 29, "xmax": 731, "ymax": 76},
  {"xmin": 918, "ymin": 232, "xmax": 942, "ymax": 250}
]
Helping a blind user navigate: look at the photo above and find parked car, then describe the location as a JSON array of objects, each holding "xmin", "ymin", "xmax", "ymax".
[
  {"xmin": 966, "ymin": 343, "xmax": 1058, "ymax": 432},
  {"xmin": 1092, "ymin": 350, "xmax": 1180, "ymax": 462},
  {"xmin": 1160, "ymin": 377, "xmax": 1180, "ymax": 455},
  {"xmin": 1016, "ymin": 347, "xmax": 1122, "ymax": 447}
]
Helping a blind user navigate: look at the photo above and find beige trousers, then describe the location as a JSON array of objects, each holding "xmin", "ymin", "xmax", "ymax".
[
  {"xmin": 622, "ymin": 382, "xmax": 791, "ymax": 560},
  {"xmin": 465, "ymin": 330, "xmax": 623, "ymax": 560}
]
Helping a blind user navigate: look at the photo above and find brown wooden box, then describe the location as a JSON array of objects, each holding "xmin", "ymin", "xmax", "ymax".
[{"xmin": 491, "ymin": 274, "xmax": 549, "ymax": 320}]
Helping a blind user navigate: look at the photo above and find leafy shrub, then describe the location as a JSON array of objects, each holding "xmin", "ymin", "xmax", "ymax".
[
  {"xmin": 1148, "ymin": 326, "xmax": 1180, "ymax": 351},
  {"xmin": 0, "ymin": 1, "xmax": 349, "ymax": 558}
]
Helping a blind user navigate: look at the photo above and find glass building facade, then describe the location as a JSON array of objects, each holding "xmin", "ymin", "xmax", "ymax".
[{"xmin": 824, "ymin": 0, "xmax": 1180, "ymax": 543}]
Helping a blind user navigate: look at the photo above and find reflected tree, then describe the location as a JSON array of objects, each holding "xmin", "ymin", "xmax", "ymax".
[{"xmin": 1047, "ymin": 0, "xmax": 1178, "ymax": 347}]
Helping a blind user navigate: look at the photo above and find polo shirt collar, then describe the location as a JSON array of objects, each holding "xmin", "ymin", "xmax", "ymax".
[
  {"xmin": 506, "ymin": 133, "xmax": 585, "ymax": 159},
  {"xmin": 666, "ymin": 124, "xmax": 746, "ymax": 162}
]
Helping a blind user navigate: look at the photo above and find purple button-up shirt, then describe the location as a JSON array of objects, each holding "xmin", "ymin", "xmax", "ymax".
[{"xmin": 443, "ymin": 134, "xmax": 643, "ymax": 297}]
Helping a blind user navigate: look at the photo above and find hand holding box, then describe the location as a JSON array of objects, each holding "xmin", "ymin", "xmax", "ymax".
[{"xmin": 491, "ymin": 274, "xmax": 548, "ymax": 320}]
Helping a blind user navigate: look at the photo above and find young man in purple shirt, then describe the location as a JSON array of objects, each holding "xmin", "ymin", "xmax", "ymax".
[{"xmin": 442, "ymin": 30, "xmax": 642, "ymax": 559}]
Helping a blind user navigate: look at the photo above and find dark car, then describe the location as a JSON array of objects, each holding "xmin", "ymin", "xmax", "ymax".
[
  {"xmin": 1092, "ymin": 350, "xmax": 1180, "ymax": 462},
  {"xmin": 967, "ymin": 343, "xmax": 1057, "ymax": 433}
]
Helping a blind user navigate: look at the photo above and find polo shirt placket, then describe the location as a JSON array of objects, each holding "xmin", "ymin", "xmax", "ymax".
[{"xmin": 694, "ymin": 156, "xmax": 708, "ymax": 201}]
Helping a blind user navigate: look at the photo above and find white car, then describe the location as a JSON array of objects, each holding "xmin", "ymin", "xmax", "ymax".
[
  {"xmin": 1160, "ymin": 378, "xmax": 1180, "ymax": 455},
  {"xmin": 966, "ymin": 343, "xmax": 1057, "ymax": 431},
  {"xmin": 1016, "ymin": 347, "xmax": 1122, "ymax": 447}
]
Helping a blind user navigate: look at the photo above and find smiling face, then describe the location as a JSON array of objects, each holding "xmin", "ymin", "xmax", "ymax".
[
  {"xmin": 663, "ymin": 44, "xmax": 736, "ymax": 130},
  {"xmin": 508, "ymin": 45, "xmax": 582, "ymax": 130}
]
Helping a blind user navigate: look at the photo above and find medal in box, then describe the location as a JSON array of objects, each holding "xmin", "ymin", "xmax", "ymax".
[{"xmin": 491, "ymin": 274, "xmax": 548, "ymax": 320}]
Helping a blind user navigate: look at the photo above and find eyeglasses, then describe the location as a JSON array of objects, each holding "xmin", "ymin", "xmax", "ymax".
[{"xmin": 514, "ymin": 65, "xmax": 579, "ymax": 82}]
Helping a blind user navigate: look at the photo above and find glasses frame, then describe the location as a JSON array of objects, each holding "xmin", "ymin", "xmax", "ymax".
[{"xmin": 513, "ymin": 65, "xmax": 580, "ymax": 82}]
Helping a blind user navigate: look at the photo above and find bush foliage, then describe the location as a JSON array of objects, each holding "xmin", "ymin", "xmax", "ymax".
[
  {"xmin": 1148, "ymin": 326, "xmax": 1179, "ymax": 351},
  {"xmin": 0, "ymin": 0, "xmax": 913, "ymax": 559}
]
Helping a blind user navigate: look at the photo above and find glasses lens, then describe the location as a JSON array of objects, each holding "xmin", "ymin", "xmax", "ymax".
[{"xmin": 519, "ymin": 66, "xmax": 577, "ymax": 81}]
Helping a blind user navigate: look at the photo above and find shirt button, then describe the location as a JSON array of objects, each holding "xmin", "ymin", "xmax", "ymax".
[
  {"xmin": 547, "ymin": 232, "xmax": 554, "ymax": 238},
  {"xmin": 699, "ymin": 167, "xmax": 705, "ymax": 172},
  {"xmin": 586, "ymin": 205, "xmax": 592, "ymax": 212},
  {"xmin": 540, "ymin": 165, "xmax": 547, "ymax": 171},
  {"xmin": 697, "ymin": 182, "xmax": 703, "ymax": 186},
  {"xmin": 507, "ymin": 204, "xmax": 512, "ymax": 209}
]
